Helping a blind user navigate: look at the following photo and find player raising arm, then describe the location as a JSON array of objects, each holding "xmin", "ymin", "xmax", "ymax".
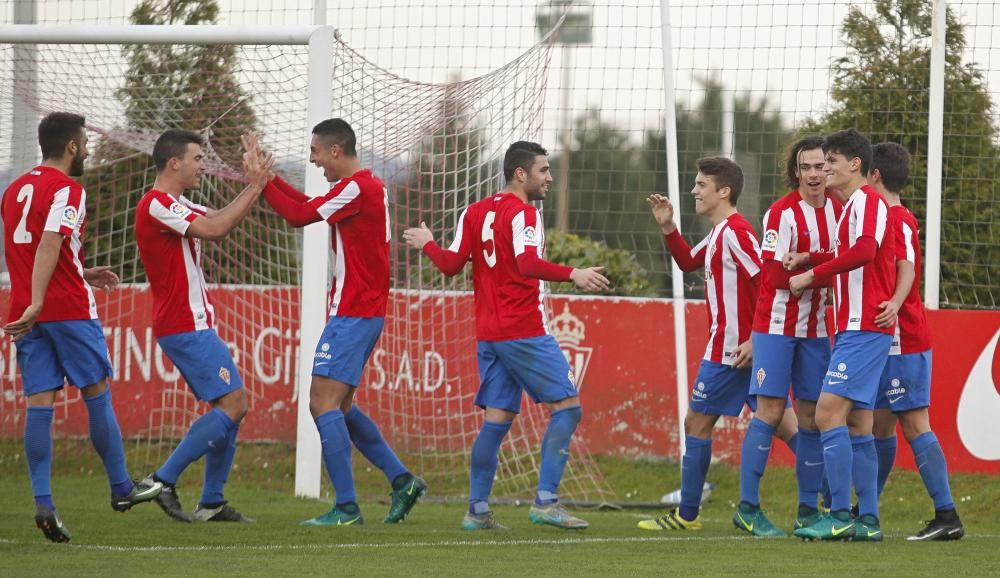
[
  {"xmin": 635, "ymin": 157, "xmax": 763, "ymax": 533},
  {"xmin": 250, "ymin": 121, "xmax": 427, "ymax": 527},
  {"xmin": 403, "ymin": 141, "xmax": 607, "ymax": 530}
]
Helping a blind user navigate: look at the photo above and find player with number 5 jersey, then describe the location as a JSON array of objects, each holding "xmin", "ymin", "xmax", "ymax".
[
  {"xmin": 404, "ymin": 141, "xmax": 609, "ymax": 531},
  {"xmin": 251, "ymin": 120, "xmax": 425, "ymax": 528}
]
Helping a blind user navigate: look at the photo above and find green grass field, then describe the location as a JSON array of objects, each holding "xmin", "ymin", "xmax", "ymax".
[{"xmin": 1, "ymin": 442, "xmax": 997, "ymax": 576}]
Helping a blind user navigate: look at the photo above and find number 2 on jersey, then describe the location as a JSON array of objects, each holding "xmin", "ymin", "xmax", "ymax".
[{"xmin": 13, "ymin": 184, "xmax": 33, "ymax": 244}]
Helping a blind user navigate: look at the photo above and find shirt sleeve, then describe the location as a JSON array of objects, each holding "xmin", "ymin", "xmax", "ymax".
[
  {"xmin": 446, "ymin": 208, "xmax": 475, "ymax": 259},
  {"xmin": 307, "ymin": 179, "xmax": 363, "ymax": 226},
  {"xmin": 857, "ymin": 192, "xmax": 888, "ymax": 246},
  {"xmin": 663, "ymin": 230, "xmax": 708, "ymax": 272},
  {"xmin": 43, "ymin": 184, "xmax": 85, "ymax": 236},
  {"xmin": 510, "ymin": 208, "xmax": 573, "ymax": 281},
  {"xmin": 726, "ymin": 227, "xmax": 763, "ymax": 279},
  {"xmin": 148, "ymin": 193, "xmax": 198, "ymax": 236},
  {"xmin": 896, "ymin": 218, "xmax": 917, "ymax": 264},
  {"xmin": 760, "ymin": 206, "xmax": 793, "ymax": 262}
]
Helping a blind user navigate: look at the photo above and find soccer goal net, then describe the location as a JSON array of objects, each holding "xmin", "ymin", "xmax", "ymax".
[{"xmin": 0, "ymin": 24, "xmax": 613, "ymax": 504}]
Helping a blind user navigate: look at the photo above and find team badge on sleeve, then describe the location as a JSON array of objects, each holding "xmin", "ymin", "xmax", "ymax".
[
  {"xmin": 762, "ymin": 229, "xmax": 779, "ymax": 252},
  {"xmin": 60, "ymin": 206, "xmax": 79, "ymax": 229}
]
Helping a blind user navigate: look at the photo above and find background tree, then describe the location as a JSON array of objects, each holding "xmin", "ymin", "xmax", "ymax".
[{"xmin": 803, "ymin": 0, "xmax": 998, "ymax": 308}]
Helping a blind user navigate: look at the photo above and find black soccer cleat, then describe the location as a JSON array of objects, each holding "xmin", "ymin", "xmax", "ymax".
[
  {"xmin": 908, "ymin": 509, "xmax": 965, "ymax": 541},
  {"xmin": 193, "ymin": 502, "xmax": 255, "ymax": 523},
  {"xmin": 35, "ymin": 505, "xmax": 71, "ymax": 543},
  {"xmin": 111, "ymin": 478, "xmax": 163, "ymax": 512},
  {"xmin": 144, "ymin": 475, "xmax": 193, "ymax": 523}
]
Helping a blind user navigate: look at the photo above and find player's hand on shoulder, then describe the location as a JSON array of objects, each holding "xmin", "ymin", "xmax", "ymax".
[
  {"xmin": 783, "ymin": 251, "xmax": 809, "ymax": 271},
  {"xmin": 3, "ymin": 304, "xmax": 42, "ymax": 341},
  {"xmin": 646, "ymin": 194, "xmax": 676, "ymax": 234},
  {"xmin": 402, "ymin": 222, "xmax": 434, "ymax": 250},
  {"xmin": 84, "ymin": 266, "xmax": 120, "ymax": 294},
  {"xmin": 570, "ymin": 266, "xmax": 610, "ymax": 292}
]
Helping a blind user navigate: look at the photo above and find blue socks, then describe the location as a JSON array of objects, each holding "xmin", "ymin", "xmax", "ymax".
[
  {"xmin": 469, "ymin": 420, "xmax": 513, "ymax": 514},
  {"xmin": 739, "ymin": 417, "xmax": 775, "ymax": 506},
  {"xmin": 875, "ymin": 436, "xmax": 897, "ymax": 498},
  {"xmin": 795, "ymin": 428, "xmax": 824, "ymax": 508},
  {"xmin": 911, "ymin": 431, "xmax": 955, "ymax": 511},
  {"xmin": 344, "ymin": 406, "xmax": 408, "ymax": 484},
  {"xmin": 679, "ymin": 435, "xmax": 712, "ymax": 521},
  {"xmin": 820, "ymin": 426, "xmax": 852, "ymax": 512},
  {"xmin": 156, "ymin": 408, "xmax": 232, "ymax": 485},
  {"xmin": 786, "ymin": 432, "xmax": 799, "ymax": 455},
  {"xmin": 851, "ymin": 434, "xmax": 878, "ymax": 518},
  {"xmin": 25, "ymin": 406, "xmax": 55, "ymax": 509},
  {"xmin": 83, "ymin": 389, "xmax": 133, "ymax": 496},
  {"xmin": 536, "ymin": 406, "xmax": 582, "ymax": 504},
  {"xmin": 315, "ymin": 409, "xmax": 356, "ymax": 506},
  {"xmin": 201, "ymin": 422, "xmax": 239, "ymax": 507}
]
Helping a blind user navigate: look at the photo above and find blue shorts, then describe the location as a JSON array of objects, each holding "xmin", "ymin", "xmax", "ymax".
[
  {"xmin": 750, "ymin": 332, "xmax": 830, "ymax": 403},
  {"xmin": 875, "ymin": 350, "xmax": 932, "ymax": 412},
  {"xmin": 690, "ymin": 360, "xmax": 751, "ymax": 417},
  {"xmin": 158, "ymin": 329, "xmax": 243, "ymax": 402},
  {"xmin": 475, "ymin": 335, "xmax": 578, "ymax": 414},
  {"xmin": 823, "ymin": 331, "xmax": 893, "ymax": 410},
  {"xmin": 312, "ymin": 316, "xmax": 384, "ymax": 387},
  {"xmin": 15, "ymin": 319, "xmax": 113, "ymax": 395}
]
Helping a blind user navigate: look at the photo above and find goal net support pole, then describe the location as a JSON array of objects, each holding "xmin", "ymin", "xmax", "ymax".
[{"xmin": 0, "ymin": 23, "xmax": 331, "ymax": 498}]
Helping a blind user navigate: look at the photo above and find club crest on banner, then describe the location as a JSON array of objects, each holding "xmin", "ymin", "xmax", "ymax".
[{"xmin": 549, "ymin": 304, "xmax": 592, "ymax": 390}]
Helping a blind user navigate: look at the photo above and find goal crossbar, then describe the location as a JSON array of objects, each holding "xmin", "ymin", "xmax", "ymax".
[{"xmin": 0, "ymin": 24, "xmax": 323, "ymax": 45}]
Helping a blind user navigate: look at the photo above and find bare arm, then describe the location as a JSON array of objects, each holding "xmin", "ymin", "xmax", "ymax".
[{"xmin": 3, "ymin": 232, "xmax": 62, "ymax": 339}]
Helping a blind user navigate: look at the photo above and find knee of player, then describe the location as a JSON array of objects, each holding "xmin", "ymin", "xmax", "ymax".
[
  {"xmin": 898, "ymin": 409, "xmax": 931, "ymax": 441},
  {"xmin": 218, "ymin": 389, "xmax": 250, "ymax": 423}
]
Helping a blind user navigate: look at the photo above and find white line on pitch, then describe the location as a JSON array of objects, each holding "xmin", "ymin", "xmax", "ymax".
[{"xmin": 0, "ymin": 535, "xmax": 752, "ymax": 552}]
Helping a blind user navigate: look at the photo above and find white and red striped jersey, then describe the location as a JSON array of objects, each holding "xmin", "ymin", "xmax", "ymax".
[
  {"xmin": 829, "ymin": 185, "xmax": 896, "ymax": 334},
  {"xmin": 754, "ymin": 190, "xmax": 842, "ymax": 337},
  {"xmin": 666, "ymin": 213, "xmax": 762, "ymax": 365},
  {"xmin": 310, "ymin": 169, "xmax": 390, "ymax": 318},
  {"xmin": 889, "ymin": 205, "xmax": 932, "ymax": 354},
  {"xmin": 135, "ymin": 189, "xmax": 215, "ymax": 337},
  {"xmin": 2, "ymin": 166, "xmax": 98, "ymax": 323},
  {"xmin": 444, "ymin": 192, "xmax": 554, "ymax": 342}
]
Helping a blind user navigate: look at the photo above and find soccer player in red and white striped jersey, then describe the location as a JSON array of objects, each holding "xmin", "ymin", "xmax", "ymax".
[
  {"xmin": 734, "ymin": 136, "xmax": 843, "ymax": 536},
  {"xmin": 252, "ymin": 121, "xmax": 425, "ymax": 526},
  {"xmin": 868, "ymin": 142, "xmax": 963, "ymax": 540},
  {"xmin": 403, "ymin": 141, "xmax": 608, "ymax": 530},
  {"xmin": 638, "ymin": 157, "xmax": 763, "ymax": 532},
  {"xmin": 789, "ymin": 128, "xmax": 895, "ymax": 541},
  {"xmin": 3, "ymin": 112, "xmax": 162, "ymax": 543},
  {"xmin": 136, "ymin": 129, "xmax": 272, "ymax": 524}
]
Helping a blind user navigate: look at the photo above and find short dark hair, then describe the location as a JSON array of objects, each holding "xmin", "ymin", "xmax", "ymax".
[
  {"xmin": 38, "ymin": 112, "xmax": 86, "ymax": 160},
  {"xmin": 313, "ymin": 118, "xmax": 357, "ymax": 156},
  {"xmin": 870, "ymin": 142, "xmax": 910, "ymax": 193},
  {"xmin": 822, "ymin": 128, "xmax": 873, "ymax": 176},
  {"xmin": 784, "ymin": 135, "xmax": 825, "ymax": 189},
  {"xmin": 152, "ymin": 129, "xmax": 204, "ymax": 172},
  {"xmin": 697, "ymin": 156, "xmax": 744, "ymax": 204},
  {"xmin": 503, "ymin": 141, "xmax": 547, "ymax": 182}
]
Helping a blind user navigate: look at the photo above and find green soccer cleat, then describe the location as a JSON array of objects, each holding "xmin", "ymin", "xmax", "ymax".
[
  {"xmin": 461, "ymin": 511, "xmax": 510, "ymax": 530},
  {"xmin": 637, "ymin": 508, "xmax": 702, "ymax": 531},
  {"xmin": 794, "ymin": 509, "xmax": 856, "ymax": 541},
  {"xmin": 794, "ymin": 505, "xmax": 824, "ymax": 530},
  {"xmin": 853, "ymin": 514, "xmax": 884, "ymax": 542},
  {"xmin": 732, "ymin": 503, "xmax": 787, "ymax": 537},
  {"xmin": 384, "ymin": 475, "xmax": 427, "ymax": 523},
  {"xmin": 301, "ymin": 505, "xmax": 364, "ymax": 527},
  {"xmin": 529, "ymin": 503, "xmax": 589, "ymax": 530}
]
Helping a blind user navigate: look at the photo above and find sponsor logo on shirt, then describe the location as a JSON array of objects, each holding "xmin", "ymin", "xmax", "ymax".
[
  {"xmin": 170, "ymin": 202, "xmax": 192, "ymax": 217},
  {"xmin": 523, "ymin": 226, "xmax": 538, "ymax": 245},
  {"xmin": 61, "ymin": 206, "xmax": 79, "ymax": 228}
]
